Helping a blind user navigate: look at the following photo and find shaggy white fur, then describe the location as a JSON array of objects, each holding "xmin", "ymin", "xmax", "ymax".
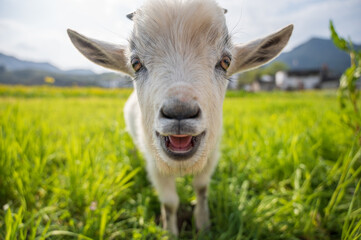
[{"xmin": 67, "ymin": 0, "xmax": 293, "ymax": 235}]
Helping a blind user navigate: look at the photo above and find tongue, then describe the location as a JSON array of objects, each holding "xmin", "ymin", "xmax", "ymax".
[{"xmin": 169, "ymin": 135, "xmax": 192, "ymax": 151}]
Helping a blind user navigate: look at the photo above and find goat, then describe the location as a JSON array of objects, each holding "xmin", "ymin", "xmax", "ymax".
[{"xmin": 67, "ymin": 0, "xmax": 293, "ymax": 235}]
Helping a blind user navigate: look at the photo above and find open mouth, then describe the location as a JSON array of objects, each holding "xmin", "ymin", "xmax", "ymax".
[{"xmin": 157, "ymin": 132, "xmax": 205, "ymax": 160}]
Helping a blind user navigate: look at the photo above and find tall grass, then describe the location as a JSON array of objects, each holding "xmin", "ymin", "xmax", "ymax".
[{"xmin": 0, "ymin": 85, "xmax": 360, "ymax": 239}]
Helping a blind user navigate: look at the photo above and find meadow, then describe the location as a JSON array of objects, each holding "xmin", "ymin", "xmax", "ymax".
[{"xmin": 0, "ymin": 85, "xmax": 360, "ymax": 240}]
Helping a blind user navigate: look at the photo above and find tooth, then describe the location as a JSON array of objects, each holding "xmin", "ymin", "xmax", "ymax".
[{"xmin": 164, "ymin": 136, "xmax": 170, "ymax": 147}]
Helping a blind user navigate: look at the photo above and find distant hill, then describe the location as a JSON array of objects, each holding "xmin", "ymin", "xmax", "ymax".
[
  {"xmin": 0, "ymin": 53, "xmax": 95, "ymax": 75},
  {"xmin": 64, "ymin": 69, "xmax": 95, "ymax": 75},
  {"xmin": 0, "ymin": 53, "xmax": 61, "ymax": 73},
  {"xmin": 0, "ymin": 69, "xmax": 132, "ymax": 88},
  {"xmin": 277, "ymin": 38, "xmax": 361, "ymax": 75},
  {"xmin": 0, "ymin": 52, "xmax": 132, "ymax": 88}
]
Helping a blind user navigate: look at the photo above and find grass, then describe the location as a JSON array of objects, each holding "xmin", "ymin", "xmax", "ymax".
[{"xmin": 0, "ymin": 85, "xmax": 360, "ymax": 239}]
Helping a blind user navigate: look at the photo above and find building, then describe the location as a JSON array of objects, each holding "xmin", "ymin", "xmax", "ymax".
[{"xmin": 275, "ymin": 70, "xmax": 321, "ymax": 90}]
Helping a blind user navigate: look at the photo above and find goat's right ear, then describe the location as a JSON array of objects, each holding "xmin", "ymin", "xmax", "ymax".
[{"xmin": 67, "ymin": 29, "xmax": 133, "ymax": 76}]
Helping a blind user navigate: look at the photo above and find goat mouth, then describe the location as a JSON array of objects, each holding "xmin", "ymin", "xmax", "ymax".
[{"xmin": 157, "ymin": 132, "xmax": 205, "ymax": 161}]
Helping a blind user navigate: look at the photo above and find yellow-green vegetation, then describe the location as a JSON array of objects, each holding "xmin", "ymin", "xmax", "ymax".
[
  {"xmin": 330, "ymin": 20, "xmax": 361, "ymax": 145},
  {"xmin": 0, "ymin": 85, "xmax": 360, "ymax": 240}
]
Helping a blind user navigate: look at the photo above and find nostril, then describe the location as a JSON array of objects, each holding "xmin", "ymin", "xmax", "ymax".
[
  {"xmin": 160, "ymin": 108, "xmax": 171, "ymax": 119},
  {"xmin": 190, "ymin": 108, "xmax": 200, "ymax": 119}
]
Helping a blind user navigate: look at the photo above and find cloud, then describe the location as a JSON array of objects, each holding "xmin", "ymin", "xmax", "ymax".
[
  {"xmin": 223, "ymin": 0, "xmax": 361, "ymax": 50},
  {"xmin": 0, "ymin": 0, "xmax": 143, "ymax": 71}
]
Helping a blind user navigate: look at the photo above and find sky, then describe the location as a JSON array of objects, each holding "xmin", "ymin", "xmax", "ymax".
[{"xmin": 0, "ymin": 0, "xmax": 360, "ymax": 72}]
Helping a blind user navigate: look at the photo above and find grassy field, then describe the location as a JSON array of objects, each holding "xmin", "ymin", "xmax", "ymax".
[{"xmin": 0, "ymin": 85, "xmax": 360, "ymax": 240}]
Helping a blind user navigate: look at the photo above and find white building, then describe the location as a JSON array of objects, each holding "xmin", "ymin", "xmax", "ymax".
[{"xmin": 276, "ymin": 70, "xmax": 321, "ymax": 90}]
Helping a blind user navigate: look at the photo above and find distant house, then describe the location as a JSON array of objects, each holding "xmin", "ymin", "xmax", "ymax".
[
  {"xmin": 243, "ymin": 75, "xmax": 276, "ymax": 92},
  {"xmin": 258, "ymin": 74, "xmax": 276, "ymax": 91},
  {"xmin": 241, "ymin": 65, "xmax": 345, "ymax": 92},
  {"xmin": 276, "ymin": 69, "xmax": 322, "ymax": 90}
]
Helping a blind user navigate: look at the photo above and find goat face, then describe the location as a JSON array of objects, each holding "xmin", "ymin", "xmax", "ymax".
[
  {"xmin": 128, "ymin": 0, "xmax": 230, "ymax": 173},
  {"xmin": 67, "ymin": 0, "xmax": 293, "ymax": 175}
]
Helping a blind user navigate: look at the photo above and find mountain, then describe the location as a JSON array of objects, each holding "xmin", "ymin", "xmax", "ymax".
[
  {"xmin": 0, "ymin": 52, "xmax": 132, "ymax": 88},
  {"xmin": 276, "ymin": 38, "xmax": 361, "ymax": 75},
  {"xmin": 0, "ymin": 68, "xmax": 132, "ymax": 88},
  {"xmin": 64, "ymin": 69, "xmax": 95, "ymax": 75},
  {"xmin": 0, "ymin": 53, "xmax": 94, "ymax": 75},
  {"xmin": 0, "ymin": 53, "xmax": 61, "ymax": 73}
]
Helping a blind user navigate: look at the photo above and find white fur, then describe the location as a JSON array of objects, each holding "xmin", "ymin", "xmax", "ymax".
[{"xmin": 67, "ymin": 0, "xmax": 293, "ymax": 235}]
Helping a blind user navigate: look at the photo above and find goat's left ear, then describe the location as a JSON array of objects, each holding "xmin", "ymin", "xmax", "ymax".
[
  {"xmin": 227, "ymin": 24, "xmax": 293, "ymax": 76},
  {"xmin": 67, "ymin": 29, "xmax": 134, "ymax": 76}
]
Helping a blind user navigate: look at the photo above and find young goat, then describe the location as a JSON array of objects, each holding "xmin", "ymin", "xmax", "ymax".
[{"xmin": 68, "ymin": 0, "xmax": 293, "ymax": 235}]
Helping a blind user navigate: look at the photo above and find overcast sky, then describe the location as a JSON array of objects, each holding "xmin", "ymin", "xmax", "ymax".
[{"xmin": 0, "ymin": 0, "xmax": 360, "ymax": 72}]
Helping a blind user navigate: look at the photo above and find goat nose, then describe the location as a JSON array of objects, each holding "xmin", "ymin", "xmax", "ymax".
[{"xmin": 161, "ymin": 99, "xmax": 200, "ymax": 120}]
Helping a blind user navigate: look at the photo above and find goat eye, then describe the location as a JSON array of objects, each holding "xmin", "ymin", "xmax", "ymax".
[
  {"xmin": 131, "ymin": 58, "xmax": 142, "ymax": 72},
  {"xmin": 220, "ymin": 56, "xmax": 231, "ymax": 71}
]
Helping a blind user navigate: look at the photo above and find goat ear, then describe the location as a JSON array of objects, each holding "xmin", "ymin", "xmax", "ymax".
[
  {"xmin": 67, "ymin": 29, "xmax": 133, "ymax": 76},
  {"xmin": 227, "ymin": 24, "xmax": 293, "ymax": 76}
]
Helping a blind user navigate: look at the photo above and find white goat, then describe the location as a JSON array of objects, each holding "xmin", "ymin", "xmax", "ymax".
[{"xmin": 67, "ymin": 0, "xmax": 293, "ymax": 235}]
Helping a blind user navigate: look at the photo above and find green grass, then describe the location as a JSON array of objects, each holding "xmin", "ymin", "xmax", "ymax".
[{"xmin": 0, "ymin": 85, "xmax": 360, "ymax": 240}]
